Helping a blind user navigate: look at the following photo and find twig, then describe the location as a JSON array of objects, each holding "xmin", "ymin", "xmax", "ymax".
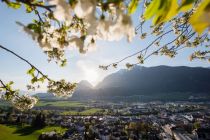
[
  {"xmin": 17, "ymin": 0, "xmax": 55, "ymax": 12},
  {"xmin": 0, "ymin": 45, "xmax": 51, "ymax": 81},
  {"xmin": 0, "ymin": 79, "xmax": 21, "ymax": 99},
  {"xmin": 107, "ymin": 29, "xmax": 173, "ymax": 67}
]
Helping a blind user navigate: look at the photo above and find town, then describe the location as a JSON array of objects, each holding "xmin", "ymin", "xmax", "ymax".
[{"xmin": 0, "ymin": 101, "xmax": 210, "ymax": 140}]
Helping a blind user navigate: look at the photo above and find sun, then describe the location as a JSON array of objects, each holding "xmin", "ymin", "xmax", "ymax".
[{"xmin": 84, "ymin": 69, "xmax": 99, "ymax": 86}]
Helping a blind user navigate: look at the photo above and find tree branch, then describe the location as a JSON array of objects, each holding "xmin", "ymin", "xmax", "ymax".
[
  {"xmin": 0, "ymin": 79, "xmax": 8, "ymax": 91},
  {"xmin": 17, "ymin": 0, "xmax": 55, "ymax": 12},
  {"xmin": 105, "ymin": 29, "xmax": 173, "ymax": 67},
  {"xmin": 0, "ymin": 79, "xmax": 21, "ymax": 99},
  {"xmin": 0, "ymin": 45, "xmax": 51, "ymax": 81}
]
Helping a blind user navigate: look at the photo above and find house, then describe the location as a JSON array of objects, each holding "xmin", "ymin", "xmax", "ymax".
[{"xmin": 197, "ymin": 128, "xmax": 210, "ymax": 140}]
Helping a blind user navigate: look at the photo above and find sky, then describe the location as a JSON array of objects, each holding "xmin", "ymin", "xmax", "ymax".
[{"xmin": 0, "ymin": 3, "xmax": 209, "ymax": 91}]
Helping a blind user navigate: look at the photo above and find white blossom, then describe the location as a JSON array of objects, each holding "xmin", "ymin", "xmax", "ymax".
[
  {"xmin": 68, "ymin": 36, "xmax": 86, "ymax": 53},
  {"xmin": 48, "ymin": 80, "xmax": 77, "ymax": 97},
  {"xmin": 48, "ymin": 0, "xmax": 72, "ymax": 21},
  {"xmin": 110, "ymin": 11, "xmax": 135, "ymax": 42},
  {"xmin": 39, "ymin": 26, "xmax": 62, "ymax": 50},
  {"xmin": 185, "ymin": 41, "xmax": 192, "ymax": 47},
  {"xmin": 73, "ymin": 0, "xmax": 96, "ymax": 19},
  {"xmin": 18, "ymin": 0, "xmax": 136, "ymax": 54},
  {"xmin": 95, "ymin": 10, "xmax": 135, "ymax": 42},
  {"xmin": 96, "ymin": 19, "xmax": 114, "ymax": 40},
  {"xmin": 12, "ymin": 94, "xmax": 38, "ymax": 111},
  {"xmin": 84, "ymin": 36, "xmax": 97, "ymax": 52}
]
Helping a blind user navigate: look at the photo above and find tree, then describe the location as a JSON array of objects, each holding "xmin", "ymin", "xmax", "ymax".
[
  {"xmin": 32, "ymin": 112, "xmax": 46, "ymax": 128},
  {"xmin": 0, "ymin": 0, "xmax": 209, "ymax": 110}
]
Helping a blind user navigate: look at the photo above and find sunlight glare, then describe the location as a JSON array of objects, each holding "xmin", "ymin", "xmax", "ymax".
[{"xmin": 84, "ymin": 69, "xmax": 99, "ymax": 86}]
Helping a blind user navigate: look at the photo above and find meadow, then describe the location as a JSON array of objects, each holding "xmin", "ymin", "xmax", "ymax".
[
  {"xmin": 61, "ymin": 108, "xmax": 104, "ymax": 115},
  {"xmin": 0, "ymin": 124, "xmax": 67, "ymax": 140},
  {"xmin": 35, "ymin": 100, "xmax": 85, "ymax": 107}
]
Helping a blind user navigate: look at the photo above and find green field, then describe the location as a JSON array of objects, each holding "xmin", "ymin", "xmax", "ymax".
[
  {"xmin": 0, "ymin": 125, "xmax": 67, "ymax": 140},
  {"xmin": 61, "ymin": 108, "xmax": 104, "ymax": 115},
  {"xmin": 0, "ymin": 100, "xmax": 11, "ymax": 107},
  {"xmin": 0, "ymin": 100, "xmax": 86, "ymax": 108},
  {"xmin": 35, "ymin": 101, "xmax": 85, "ymax": 107}
]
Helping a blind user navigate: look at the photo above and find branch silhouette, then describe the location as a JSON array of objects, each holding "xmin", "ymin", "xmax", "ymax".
[{"xmin": 0, "ymin": 45, "xmax": 51, "ymax": 81}]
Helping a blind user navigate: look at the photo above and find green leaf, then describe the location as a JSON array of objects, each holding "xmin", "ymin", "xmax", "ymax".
[
  {"xmin": 60, "ymin": 59, "xmax": 67, "ymax": 67},
  {"xmin": 107, "ymin": 0, "xmax": 122, "ymax": 4},
  {"xmin": 144, "ymin": 0, "xmax": 179, "ymax": 25},
  {"xmin": 128, "ymin": 0, "xmax": 140, "ymax": 14},
  {"xmin": 27, "ymin": 23, "xmax": 41, "ymax": 33},
  {"xmin": 31, "ymin": 77, "xmax": 37, "ymax": 84},
  {"xmin": 165, "ymin": 0, "xmax": 179, "ymax": 21},
  {"xmin": 152, "ymin": 0, "xmax": 168, "ymax": 24},
  {"xmin": 35, "ymin": 1, "xmax": 44, "ymax": 6},
  {"xmin": 25, "ymin": 4, "xmax": 33, "ymax": 13},
  {"xmin": 27, "ymin": 67, "xmax": 35, "ymax": 77},
  {"xmin": 179, "ymin": 0, "xmax": 196, "ymax": 12},
  {"xmin": 27, "ymin": 23, "xmax": 37, "ymax": 30},
  {"xmin": 5, "ymin": 81, "xmax": 14, "ymax": 90},
  {"xmin": 69, "ymin": 0, "xmax": 77, "ymax": 7},
  {"xmin": 189, "ymin": 0, "xmax": 210, "ymax": 34},
  {"xmin": 38, "ymin": 77, "xmax": 45, "ymax": 83},
  {"xmin": 7, "ymin": 2, "xmax": 21, "ymax": 9},
  {"xmin": 144, "ymin": 0, "xmax": 161, "ymax": 20},
  {"xmin": 8, "ymin": 81, "xmax": 14, "ymax": 86}
]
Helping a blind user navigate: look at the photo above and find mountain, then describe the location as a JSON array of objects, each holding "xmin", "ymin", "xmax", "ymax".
[
  {"xmin": 36, "ymin": 66, "xmax": 210, "ymax": 102},
  {"xmin": 34, "ymin": 92, "xmax": 54, "ymax": 98},
  {"xmin": 72, "ymin": 66, "xmax": 210, "ymax": 101},
  {"xmin": 35, "ymin": 80, "xmax": 94, "ymax": 100},
  {"xmin": 76, "ymin": 80, "xmax": 93, "ymax": 90},
  {"xmin": 97, "ymin": 65, "xmax": 210, "ymax": 93},
  {"xmin": 70, "ymin": 80, "xmax": 95, "ymax": 100}
]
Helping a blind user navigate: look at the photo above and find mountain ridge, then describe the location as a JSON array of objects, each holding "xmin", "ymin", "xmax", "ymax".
[{"xmin": 35, "ymin": 66, "xmax": 210, "ymax": 102}]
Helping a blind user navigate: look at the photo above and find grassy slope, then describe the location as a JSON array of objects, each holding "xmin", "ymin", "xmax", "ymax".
[{"xmin": 0, "ymin": 125, "xmax": 66, "ymax": 140}]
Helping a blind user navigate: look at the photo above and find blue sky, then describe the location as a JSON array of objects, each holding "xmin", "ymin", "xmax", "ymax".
[{"xmin": 0, "ymin": 3, "xmax": 209, "ymax": 91}]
